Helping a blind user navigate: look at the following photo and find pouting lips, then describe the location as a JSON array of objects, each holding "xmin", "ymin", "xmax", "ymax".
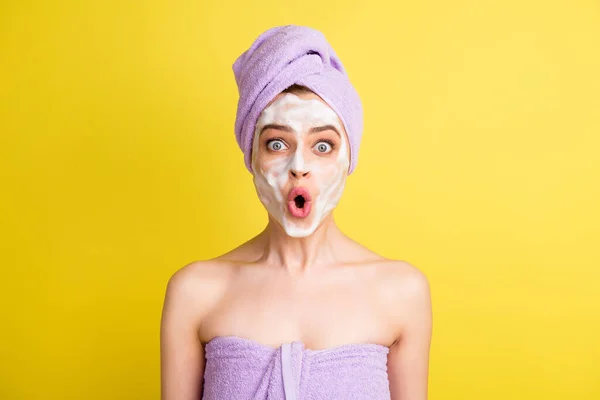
[{"xmin": 287, "ymin": 187, "xmax": 312, "ymax": 218}]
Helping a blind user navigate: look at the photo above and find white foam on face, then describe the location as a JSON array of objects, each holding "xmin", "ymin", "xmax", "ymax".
[{"xmin": 251, "ymin": 93, "xmax": 350, "ymax": 238}]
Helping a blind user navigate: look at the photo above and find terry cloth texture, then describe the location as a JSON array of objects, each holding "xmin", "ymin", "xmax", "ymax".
[{"xmin": 201, "ymin": 336, "xmax": 391, "ymax": 400}]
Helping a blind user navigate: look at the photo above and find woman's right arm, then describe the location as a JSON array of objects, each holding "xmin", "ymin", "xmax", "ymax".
[{"xmin": 160, "ymin": 263, "xmax": 211, "ymax": 400}]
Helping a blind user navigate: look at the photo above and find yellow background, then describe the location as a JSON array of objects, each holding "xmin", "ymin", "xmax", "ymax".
[{"xmin": 1, "ymin": 0, "xmax": 599, "ymax": 399}]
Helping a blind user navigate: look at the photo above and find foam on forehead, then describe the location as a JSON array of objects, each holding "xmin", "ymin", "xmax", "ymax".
[{"xmin": 255, "ymin": 93, "xmax": 344, "ymax": 135}]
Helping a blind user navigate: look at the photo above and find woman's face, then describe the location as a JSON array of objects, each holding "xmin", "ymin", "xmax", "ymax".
[{"xmin": 251, "ymin": 91, "xmax": 350, "ymax": 238}]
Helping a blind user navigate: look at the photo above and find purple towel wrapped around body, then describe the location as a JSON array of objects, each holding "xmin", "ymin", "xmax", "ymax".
[{"xmin": 202, "ymin": 336, "xmax": 391, "ymax": 400}]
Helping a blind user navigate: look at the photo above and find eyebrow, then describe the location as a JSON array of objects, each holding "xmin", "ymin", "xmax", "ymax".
[{"xmin": 259, "ymin": 123, "xmax": 341, "ymax": 137}]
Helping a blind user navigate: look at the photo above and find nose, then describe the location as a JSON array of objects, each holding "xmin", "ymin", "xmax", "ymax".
[{"xmin": 289, "ymin": 168, "xmax": 310, "ymax": 179}]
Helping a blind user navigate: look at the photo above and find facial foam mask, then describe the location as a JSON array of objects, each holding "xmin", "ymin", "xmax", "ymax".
[{"xmin": 251, "ymin": 93, "xmax": 349, "ymax": 238}]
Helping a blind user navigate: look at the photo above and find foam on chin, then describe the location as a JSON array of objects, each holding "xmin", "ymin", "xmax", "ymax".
[{"xmin": 251, "ymin": 93, "xmax": 349, "ymax": 238}]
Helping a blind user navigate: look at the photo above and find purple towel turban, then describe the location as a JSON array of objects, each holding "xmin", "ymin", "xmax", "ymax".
[{"xmin": 232, "ymin": 25, "xmax": 364, "ymax": 174}]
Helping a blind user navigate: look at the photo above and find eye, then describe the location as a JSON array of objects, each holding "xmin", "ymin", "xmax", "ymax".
[
  {"xmin": 314, "ymin": 141, "xmax": 333, "ymax": 154},
  {"xmin": 266, "ymin": 139, "xmax": 288, "ymax": 151}
]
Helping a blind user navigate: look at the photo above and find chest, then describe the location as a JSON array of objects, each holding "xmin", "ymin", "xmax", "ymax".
[{"xmin": 202, "ymin": 271, "xmax": 391, "ymax": 347}]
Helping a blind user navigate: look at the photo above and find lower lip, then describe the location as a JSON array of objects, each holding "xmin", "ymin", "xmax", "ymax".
[{"xmin": 287, "ymin": 199, "xmax": 312, "ymax": 218}]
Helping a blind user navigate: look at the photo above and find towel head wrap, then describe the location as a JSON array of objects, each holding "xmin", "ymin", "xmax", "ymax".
[{"xmin": 232, "ymin": 25, "xmax": 363, "ymax": 174}]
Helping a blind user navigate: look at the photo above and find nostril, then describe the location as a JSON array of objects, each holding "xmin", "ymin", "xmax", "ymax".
[{"xmin": 290, "ymin": 170, "xmax": 309, "ymax": 178}]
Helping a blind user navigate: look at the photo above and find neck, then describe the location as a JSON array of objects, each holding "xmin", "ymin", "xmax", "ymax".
[{"xmin": 257, "ymin": 213, "xmax": 344, "ymax": 275}]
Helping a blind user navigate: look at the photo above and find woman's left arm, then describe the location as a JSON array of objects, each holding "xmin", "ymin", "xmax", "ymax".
[{"xmin": 387, "ymin": 267, "xmax": 433, "ymax": 400}]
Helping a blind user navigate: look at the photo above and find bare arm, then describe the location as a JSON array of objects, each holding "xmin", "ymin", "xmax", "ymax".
[
  {"xmin": 387, "ymin": 267, "xmax": 433, "ymax": 400},
  {"xmin": 160, "ymin": 264, "xmax": 206, "ymax": 400}
]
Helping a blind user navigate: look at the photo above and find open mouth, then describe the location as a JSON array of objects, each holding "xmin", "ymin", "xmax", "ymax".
[
  {"xmin": 287, "ymin": 187, "xmax": 312, "ymax": 218},
  {"xmin": 294, "ymin": 195, "xmax": 306, "ymax": 209}
]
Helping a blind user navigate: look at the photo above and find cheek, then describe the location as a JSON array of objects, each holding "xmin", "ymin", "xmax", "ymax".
[
  {"xmin": 313, "ymin": 160, "xmax": 345, "ymax": 186},
  {"xmin": 257, "ymin": 156, "xmax": 290, "ymax": 184}
]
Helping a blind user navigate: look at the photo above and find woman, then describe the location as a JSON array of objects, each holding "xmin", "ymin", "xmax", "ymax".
[{"xmin": 161, "ymin": 25, "xmax": 432, "ymax": 400}]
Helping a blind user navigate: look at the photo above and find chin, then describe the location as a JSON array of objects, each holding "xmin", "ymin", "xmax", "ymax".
[
  {"xmin": 280, "ymin": 213, "xmax": 323, "ymax": 238},
  {"xmin": 284, "ymin": 230, "xmax": 312, "ymax": 238},
  {"xmin": 283, "ymin": 224, "xmax": 317, "ymax": 238}
]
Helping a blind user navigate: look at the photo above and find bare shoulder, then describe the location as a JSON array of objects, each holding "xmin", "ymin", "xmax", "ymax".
[
  {"xmin": 378, "ymin": 260, "xmax": 432, "ymax": 398},
  {"xmin": 166, "ymin": 258, "xmax": 234, "ymax": 291},
  {"xmin": 346, "ymin": 238, "xmax": 430, "ymax": 303},
  {"xmin": 376, "ymin": 259, "xmax": 431, "ymax": 300},
  {"xmin": 162, "ymin": 259, "xmax": 235, "ymax": 324},
  {"xmin": 346, "ymin": 238, "xmax": 430, "ymax": 296},
  {"xmin": 160, "ymin": 259, "xmax": 238, "ymax": 399},
  {"xmin": 372, "ymin": 259, "xmax": 432, "ymax": 342},
  {"xmin": 161, "ymin": 234, "xmax": 262, "ymax": 322}
]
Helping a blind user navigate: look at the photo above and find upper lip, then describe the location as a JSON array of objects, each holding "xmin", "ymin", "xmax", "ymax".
[{"xmin": 287, "ymin": 186, "xmax": 312, "ymax": 202}]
